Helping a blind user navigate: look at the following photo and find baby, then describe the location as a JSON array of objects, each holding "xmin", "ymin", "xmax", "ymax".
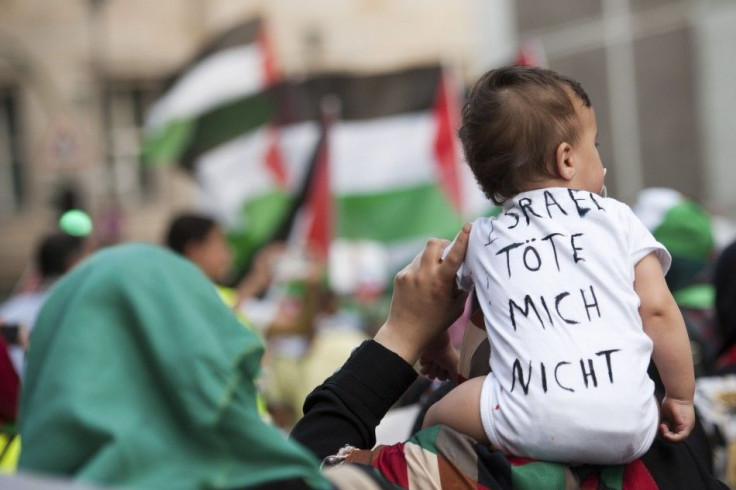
[{"xmin": 422, "ymin": 66, "xmax": 695, "ymax": 465}]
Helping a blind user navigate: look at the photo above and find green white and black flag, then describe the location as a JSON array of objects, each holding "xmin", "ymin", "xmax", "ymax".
[{"xmin": 142, "ymin": 19, "xmax": 490, "ymax": 278}]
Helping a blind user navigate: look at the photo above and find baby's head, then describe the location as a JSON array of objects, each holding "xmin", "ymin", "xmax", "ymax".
[{"xmin": 460, "ymin": 66, "xmax": 604, "ymax": 205}]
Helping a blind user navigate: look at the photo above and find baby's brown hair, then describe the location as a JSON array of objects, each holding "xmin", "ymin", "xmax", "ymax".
[{"xmin": 459, "ymin": 66, "xmax": 591, "ymax": 205}]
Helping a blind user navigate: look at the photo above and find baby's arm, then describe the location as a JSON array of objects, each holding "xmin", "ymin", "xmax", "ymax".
[{"xmin": 634, "ymin": 253, "xmax": 695, "ymax": 442}]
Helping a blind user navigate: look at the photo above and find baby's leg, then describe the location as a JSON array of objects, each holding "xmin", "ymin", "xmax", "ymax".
[{"xmin": 422, "ymin": 376, "xmax": 490, "ymax": 444}]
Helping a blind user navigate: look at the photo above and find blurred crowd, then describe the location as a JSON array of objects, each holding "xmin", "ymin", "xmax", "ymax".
[
  {"xmin": 0, "ymin": 198, "xmax": 377, "ymax": 474},
  {"xmin": 4, "ymin": 186, "xmax": 736, "ymax": 487}
]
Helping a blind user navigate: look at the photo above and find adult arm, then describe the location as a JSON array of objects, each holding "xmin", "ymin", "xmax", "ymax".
[
  {"xmin": 290, "ymin": 224, "xmax": 471, "ymax": 459},
  {"xmin": 635, "ymin": 252, "xmax": 696, "ymax": 441}
]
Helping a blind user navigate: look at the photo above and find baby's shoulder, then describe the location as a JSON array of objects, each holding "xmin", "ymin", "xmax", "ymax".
[
  {"xmin": 596, "ymin": 196, "xmax": 640, "ymax": 226},
  {"xmin": 471, "ymin": 215, "xmax": 497, "ymax": 228},
  {"xmin": 599, "ymin": 195, "xmax": 628, "ymax": 210},
  {"xmin": 468, "ymin": 215, "xmax": 500, "ymax": 242}
]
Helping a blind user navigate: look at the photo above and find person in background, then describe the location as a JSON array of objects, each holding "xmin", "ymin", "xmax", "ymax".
[
  {"xmin": 165, "ymin": 212, "xmax": 249, "ymax": 314},
  {"xmin": 0, "ymin": 231, "xmax": 90, "ymax": 473},
  {"xmin": 0, "ymin": 232, "xmax": 88, "ymax": 377},
  {"xmin": 165, "ymin": 213, "xmax": 233, "ymax": 285},
  {"xmin": 164, "ymin": 212, "xmax": 286, "ymax": 314},
  {"xmin": 713, "ymin": 240, "xmax": 736, "ymax": 371},
  {"xmin": 693, "ymin": 239, "xmax": 736, "ymax": 486}
]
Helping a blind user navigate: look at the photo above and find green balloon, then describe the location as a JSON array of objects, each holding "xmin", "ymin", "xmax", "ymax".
[{"xmin": 59, "ymin": 209, "xmax": 93, "ymax": 236}]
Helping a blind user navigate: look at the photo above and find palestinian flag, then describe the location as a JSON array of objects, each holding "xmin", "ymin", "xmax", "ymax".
[
  {"xmin": 299, "ymin": 66, "xmax": 471, "ymax": 273},
  {"xmin": 266, "ymin": 65, "xmax": 486, "ymax": 275},
  {"xmin": 142, "ymin": 19, "xmax": 295, "ymax": 271},
  {"xmin": 144, "ymin": 18, "xmax": 277, "ymax": 169},
  {"xmin": 143, "ymin": 19, "xmax": 489, "ymax": 276}
]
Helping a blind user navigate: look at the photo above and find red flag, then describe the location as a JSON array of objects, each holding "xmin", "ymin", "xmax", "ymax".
[{"xmin": 433, "ymin": 68, "xmax": 463, "ymax": 215}]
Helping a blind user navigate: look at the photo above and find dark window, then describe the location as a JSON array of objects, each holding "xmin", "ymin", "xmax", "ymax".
[
  {"xmin": 0, "ymin": 86, "xmax": 24, "ymax": 214},
  {"xmin": 103, "ymin": 80, "xmax": 162, "ymax": 201}
]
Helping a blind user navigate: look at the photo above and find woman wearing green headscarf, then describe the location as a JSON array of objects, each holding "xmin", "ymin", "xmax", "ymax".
[{"xmin": 18, "ymin": 244, "xmax": 329, "ymax": 489}]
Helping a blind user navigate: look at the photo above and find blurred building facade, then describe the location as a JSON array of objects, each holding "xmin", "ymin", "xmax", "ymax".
[
  {"xmin": 511, "ymin": 0, "xmax": 736, "ymax": 211},
  {"xmin": 0, "ymin": 0, "xmax": 735, "ymax": 295}
]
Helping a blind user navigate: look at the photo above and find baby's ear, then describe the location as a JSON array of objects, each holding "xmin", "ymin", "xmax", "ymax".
[{"xmin": 555, "ymin": 141, "xmax": 575, "ymax": 181}]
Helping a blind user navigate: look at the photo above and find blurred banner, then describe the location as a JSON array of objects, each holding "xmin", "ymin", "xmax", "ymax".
[{"xmin": 142, "ymin": 18, "xmax": 489, "ymax": 275}]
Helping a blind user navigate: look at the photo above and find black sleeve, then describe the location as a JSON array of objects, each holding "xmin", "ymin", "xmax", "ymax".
[{"xmin": 289, "ymin": 340, "xmax": 418, "ymax": 459}]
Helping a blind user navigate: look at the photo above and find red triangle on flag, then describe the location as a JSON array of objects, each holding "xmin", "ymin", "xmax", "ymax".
[
  {"xmin": 433, "ymin": 68, "xmax": 463, "ymax": 215},
  {"xmin": 304, "ymin": 138, "xmax": 331, "ymax": 259},
  {"xmin": 258, "ymin": 24, "xmax": 280, "ymax": 86},
  {"xmin": 265, "ymin": 127, "xmax": 288, "ymax": 190},
  {"xmin": 259, "ymin": 24, "xmax": 289, "ymax": 190},
  {"xmin": 302, "ymin": 108, "xmax": 335, "ymax": 260}
]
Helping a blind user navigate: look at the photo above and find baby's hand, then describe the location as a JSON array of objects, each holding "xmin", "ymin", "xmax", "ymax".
[
  {"xmin": 659, "ymin": 396, "xmax": 695, "ymax": 442},
  {"xmin": 419, "ymin": 341, "xmax": 458, "ymax": 381}
]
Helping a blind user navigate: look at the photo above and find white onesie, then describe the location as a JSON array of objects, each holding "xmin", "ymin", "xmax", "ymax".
[{"xmin": 458, "ymin": 187, "xmax": 671, "ymax": 464}]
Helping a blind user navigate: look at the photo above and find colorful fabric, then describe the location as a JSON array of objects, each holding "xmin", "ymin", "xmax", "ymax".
[
  {"xmin": 19, "ymin": 244, "xmax": 329, "ymax": 490},
  {"xmin": 338, "ymin": 424, "xmax": 661, "ymax": 489}
]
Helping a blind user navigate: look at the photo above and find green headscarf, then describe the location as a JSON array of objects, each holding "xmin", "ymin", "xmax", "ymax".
[{"xmin": 19, "ymin": 244, "xmax": 329, "ymax": 489}]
